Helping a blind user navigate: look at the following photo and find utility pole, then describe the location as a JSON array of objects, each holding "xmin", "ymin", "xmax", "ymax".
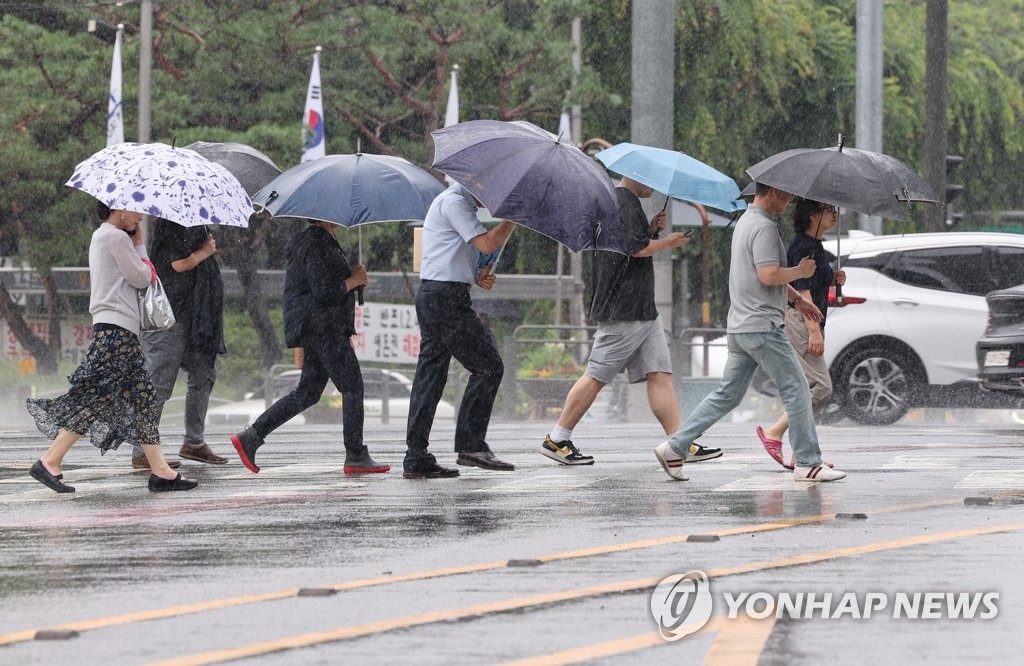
[
  {"xmin": 138, "ymin": 0, "xmax": 153, "ymax": 243},
  {"xmin": 568, "ymin": 13, "xmax": 585, "ymax": 329},
  {"xmin": 631, "ymin": 0, "xmax": 675, "ymax": 325},
  {"xmin": 138, "ymin": 0, "xmax": 152, "ymax": 143},
  {"xmin": 855, "ymin": 0, "xmax": 883, "ymax": 234},
  {"xmin": 923, "ymin": 0, "xmax": 948, "ymax": 232}
]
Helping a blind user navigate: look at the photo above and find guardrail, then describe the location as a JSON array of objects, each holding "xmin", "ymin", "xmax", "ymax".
[{"xmin": 0, "ymin": 268, "xmax": 577, "ymax": 303}]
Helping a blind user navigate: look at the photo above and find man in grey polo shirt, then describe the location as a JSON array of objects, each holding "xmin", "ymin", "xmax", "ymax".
[
  {"xmin": 403, "ymin": 183, "xmax": 516, "ymax": 479},
  {"xmin": 653, "ymin": 183, "xmax": 847, "ymax": 482},
  {"xmin": 540, "ymin": 176, "xmax": 715, "ymax": 465}
]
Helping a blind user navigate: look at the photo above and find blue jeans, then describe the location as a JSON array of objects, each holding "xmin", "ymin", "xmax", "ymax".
[{"xmin": 668, "ymin": 325, "xmax": 823, "ymax": 467}]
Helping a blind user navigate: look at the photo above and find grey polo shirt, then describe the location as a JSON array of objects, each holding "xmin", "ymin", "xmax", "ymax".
[
  {"xmin": 419, "ymin": 184, "xmax": 487, "ymax": 284},
  {"xmin": 726, "ymin": 205, "xmax": 789, "ymax": 333}
]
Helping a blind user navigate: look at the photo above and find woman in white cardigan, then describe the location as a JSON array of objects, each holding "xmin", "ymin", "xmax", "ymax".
[{"xmin": 26, "ymin": 202, "xmax": 198, "ymax": 493}]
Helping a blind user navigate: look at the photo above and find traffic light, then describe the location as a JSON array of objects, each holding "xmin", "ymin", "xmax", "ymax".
[{"xmin": 945, "ymin": 155, "xmax": 964, "ymax": 204}]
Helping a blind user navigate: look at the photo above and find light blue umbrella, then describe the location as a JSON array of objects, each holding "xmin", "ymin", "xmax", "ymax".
[{"xmin": 595, "ymin": 142, "xmax": 745, "ymax": 213}]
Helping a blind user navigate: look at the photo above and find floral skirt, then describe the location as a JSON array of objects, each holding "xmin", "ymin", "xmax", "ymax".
[{"xmin": 26, "ymin": 326, "xmax": 160, "ymax": 453}]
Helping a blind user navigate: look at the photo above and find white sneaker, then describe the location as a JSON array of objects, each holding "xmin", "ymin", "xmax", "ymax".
[
  {"xmin": 793, "ymin": 463, "xmax": 847, "ymax": 482},
  {"xmin": 654, "ymin": 441, "xmax": 688, "ymax": 481}
]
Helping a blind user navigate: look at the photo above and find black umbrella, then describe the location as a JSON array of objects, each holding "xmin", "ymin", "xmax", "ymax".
[
  {"xmin": 431, "ymin": 120, "xmax": 626, "ymax": 253},
  {"xmin": 745, "ymin": 137, "xmax": 940, "ymax": 221},
  {"xmin": 185, "ymin": 141, "xmax": 282, "ymax": 197}
]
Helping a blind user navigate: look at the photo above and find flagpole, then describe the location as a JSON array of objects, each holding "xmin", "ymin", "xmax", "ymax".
[{"xmin": 106, "ymin": 24, "xmax": 125, "ymax": 147}]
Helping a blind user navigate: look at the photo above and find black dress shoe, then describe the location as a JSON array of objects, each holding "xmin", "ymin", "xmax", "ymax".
[
  {"xmin": 148, "ymin": 473, "xmax": 199, "ymax": 492},
  {"xmin": 403, "ymin": 462, "xmax": 461, "ymax": 479},
  {"xmin": 457, "ymin": 451, "xmax": 515, "ymax": 471},
  {"xmin": 29, "ymin": 460, "xmax": 75, "ymax": 494}
]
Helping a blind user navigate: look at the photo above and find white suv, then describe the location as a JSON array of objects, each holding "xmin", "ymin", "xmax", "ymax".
[{"xmin": 820, "ymin": 231, "xmax": 1024, "ymax": 424}]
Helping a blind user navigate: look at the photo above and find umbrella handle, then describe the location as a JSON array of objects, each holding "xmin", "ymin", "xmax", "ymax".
[
  {"xmin": 652, "ymin": 197, "xmax": 669, "ymax": 240},
  {"xmin": 835, "ymin": 282, "xmax": 843, "ymax": 305},
  {"xmin": 356, "ymin": 286, "xmax": 364, "ymax": 306}
]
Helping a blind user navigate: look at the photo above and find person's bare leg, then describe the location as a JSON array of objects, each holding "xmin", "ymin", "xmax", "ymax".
[
  {"xmin": 555, "ymin": 375, "xmax": 606, "ymax": 431},
  {"xmin": 40, "ymin": 429, "xmax": 81, "ymax": 475},
  {"xmin": 140, "ymin": 443, "xmax": 178, "ymax": 479},
  {"xmin": 646, "ymin": 372, "xmax": 681, "ymax": 435},
  {"xmin": 764, "ymin": 412, "xmax": 790, "ymax": 441}
]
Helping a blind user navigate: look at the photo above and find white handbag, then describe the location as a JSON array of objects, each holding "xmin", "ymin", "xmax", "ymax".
[{"xmin": 138, "ymin": 277, "xmax": 176, "ymax": 331}]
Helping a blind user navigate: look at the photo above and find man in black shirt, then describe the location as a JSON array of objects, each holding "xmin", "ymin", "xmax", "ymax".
[
  {"xmin": 135, "ymin": 220, "xmax": 226, "ymax": 469},
  {"xmin": 539, "ymin": 177, "xmax": 718, "ymax": 465}
]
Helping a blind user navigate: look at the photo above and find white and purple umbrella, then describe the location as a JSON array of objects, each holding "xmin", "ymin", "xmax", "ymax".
[{"xmin": 66, "ymin": 142, "xmax": 254, "ymax": 228}]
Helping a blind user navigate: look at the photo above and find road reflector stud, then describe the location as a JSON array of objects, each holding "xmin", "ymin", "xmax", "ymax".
[
  {"xmin": 835, "ymin": 513, "xmax": 869, "ymax": 520},
  {"xmin": 506, "ymin": 559, "xmax": 543, "ymax": 567},
  {"xmin": 35, "ymin": 630, "xmax": 79, "ymax": 640},
  {"xmin": 297, "ymin": 588, "xmax": 337, "ymax": 597},
  {"xmin": 964, "ymin": 497, "xmax": 994, "ymax": 505},
  {"xmin": 686, "ymin": 534, "xmax": 721, "ymax": 542}
]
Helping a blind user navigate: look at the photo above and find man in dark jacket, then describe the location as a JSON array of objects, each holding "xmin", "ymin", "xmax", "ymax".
[
  {"xmin": 230, "ymin": 220, "xmax": 389, "ymax": 475},
  {"xmin": 135, "ymin": 219, "xmax": 228, "ymax": 469}
]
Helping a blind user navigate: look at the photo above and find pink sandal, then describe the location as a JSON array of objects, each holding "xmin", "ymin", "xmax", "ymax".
[{"xmin": 756, "ymin": 426, "xmax": 786, "ymax": 468}]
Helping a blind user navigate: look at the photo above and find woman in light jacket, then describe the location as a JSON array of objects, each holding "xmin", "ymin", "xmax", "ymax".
[{"xmin": 26, "ymin": 202, "xmax": 198, "ymax": 493}]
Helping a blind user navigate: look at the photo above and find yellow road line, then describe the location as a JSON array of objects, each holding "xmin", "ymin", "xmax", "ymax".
[
  {"xmin": 702, "ymin": 615, "xmax": 778, "ymax": 666},
  {"xmin": 148, "ymin": 523, "xmax": 1024, "ymax": 666},
  {"xmin": 0, "ymin": 495, "xmax": 970, "ymax": 648},
  {"xmin": 498, "ymin": 619, "xmax": 727, "ymax": 666}
]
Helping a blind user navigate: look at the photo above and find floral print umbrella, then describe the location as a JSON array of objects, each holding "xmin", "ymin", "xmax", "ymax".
[{"xmin": 66, "ymin": 142, "xmax": 254, "ymax": 228}]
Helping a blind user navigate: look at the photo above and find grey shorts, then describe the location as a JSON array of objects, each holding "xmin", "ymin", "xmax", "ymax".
[{"xmin": 585, "ymin": 315, "xmax": 672, "ymax": 384}]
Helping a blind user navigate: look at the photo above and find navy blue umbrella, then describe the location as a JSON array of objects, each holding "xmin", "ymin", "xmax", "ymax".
[
  {"xmin": 253, "ymin": 153, "xmax": 444, "ymax": 304},
  {"xmin": 252, "ymin": 153, "xmax": 444, "ymax": 226},
  {"xmin": 431, "ymin": 120, "xmax": 626, "ymax": 254}
]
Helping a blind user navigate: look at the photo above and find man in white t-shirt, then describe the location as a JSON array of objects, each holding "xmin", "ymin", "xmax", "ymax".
[{"xmin": 403, "ymin": 184, "xmax": 516, "ymax": 479}]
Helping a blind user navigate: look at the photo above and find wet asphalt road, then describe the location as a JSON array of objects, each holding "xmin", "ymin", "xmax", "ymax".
[{"xmin": 1, "ymin": 417, "xmax": 1022, "ymax": 665}]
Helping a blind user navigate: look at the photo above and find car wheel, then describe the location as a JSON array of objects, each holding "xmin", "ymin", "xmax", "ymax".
[{"xmin": 834, "ymin": 345, "xmax": 919, "ymax": 425}]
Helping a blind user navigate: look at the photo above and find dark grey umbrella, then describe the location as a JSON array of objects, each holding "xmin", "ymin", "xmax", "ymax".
[
  {"xmin": 185, "ymin": 141, "xmax": 281, "ymax": 196},
  {"xmin": 431, "ymin": 120, "xmax": 626, "ymax": 253},
  {"xmin": 745, "ymin": 141, "xmax": 939, "ymax": 221}
]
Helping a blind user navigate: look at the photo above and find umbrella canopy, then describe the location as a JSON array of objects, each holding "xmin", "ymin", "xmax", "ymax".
[
  {"xmin": 594, "ymin": 142, "xmax": 746, "ymax": 213},
  {"xmin": 745, "ymin": 145, "xmax": 939, "ymax": 221},
  {"xmin": 251, "ymin": 153, "xmax": 444, "ymax": 227},
  {"xmin": 431, "ymin": 119, "xmax": 625, "ymax": 253},
  {"xmin": 184, "ymin": 141, "xmax": 281, "ymax": 196},
  {"xmin": 66, "ymin": 142, "xmax": 253, "ymax": 228}
]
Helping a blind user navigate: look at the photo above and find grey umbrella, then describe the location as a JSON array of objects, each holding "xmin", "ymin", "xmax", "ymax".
[
  {"xmin": 745, "ymin": 139, "xmax": 939, "ymax": 221},
  {"xmin": 431, "ymin": 120, "xmax": 626, "ymax": 253},
  {"xmin": 747, "ymin": 136, "xmax": 940, "ymax": 303},
  {"xmin": 185, "ymin": 141, "xmax": 282, "ymax": 197}
]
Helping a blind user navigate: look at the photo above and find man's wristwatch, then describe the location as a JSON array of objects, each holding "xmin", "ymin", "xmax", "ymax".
[{"xmin": 788, "ymin": 297, "xmax": 798, "ymax": 307}]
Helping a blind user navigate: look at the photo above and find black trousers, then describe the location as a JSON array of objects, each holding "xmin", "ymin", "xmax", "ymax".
[
  {"xmin": 405, "ymin": 281, "xmax": 503, "ymax": 469},
  {"xmin": 253, "ymin": 336, "xmax": 365, "ymax": 453}
]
